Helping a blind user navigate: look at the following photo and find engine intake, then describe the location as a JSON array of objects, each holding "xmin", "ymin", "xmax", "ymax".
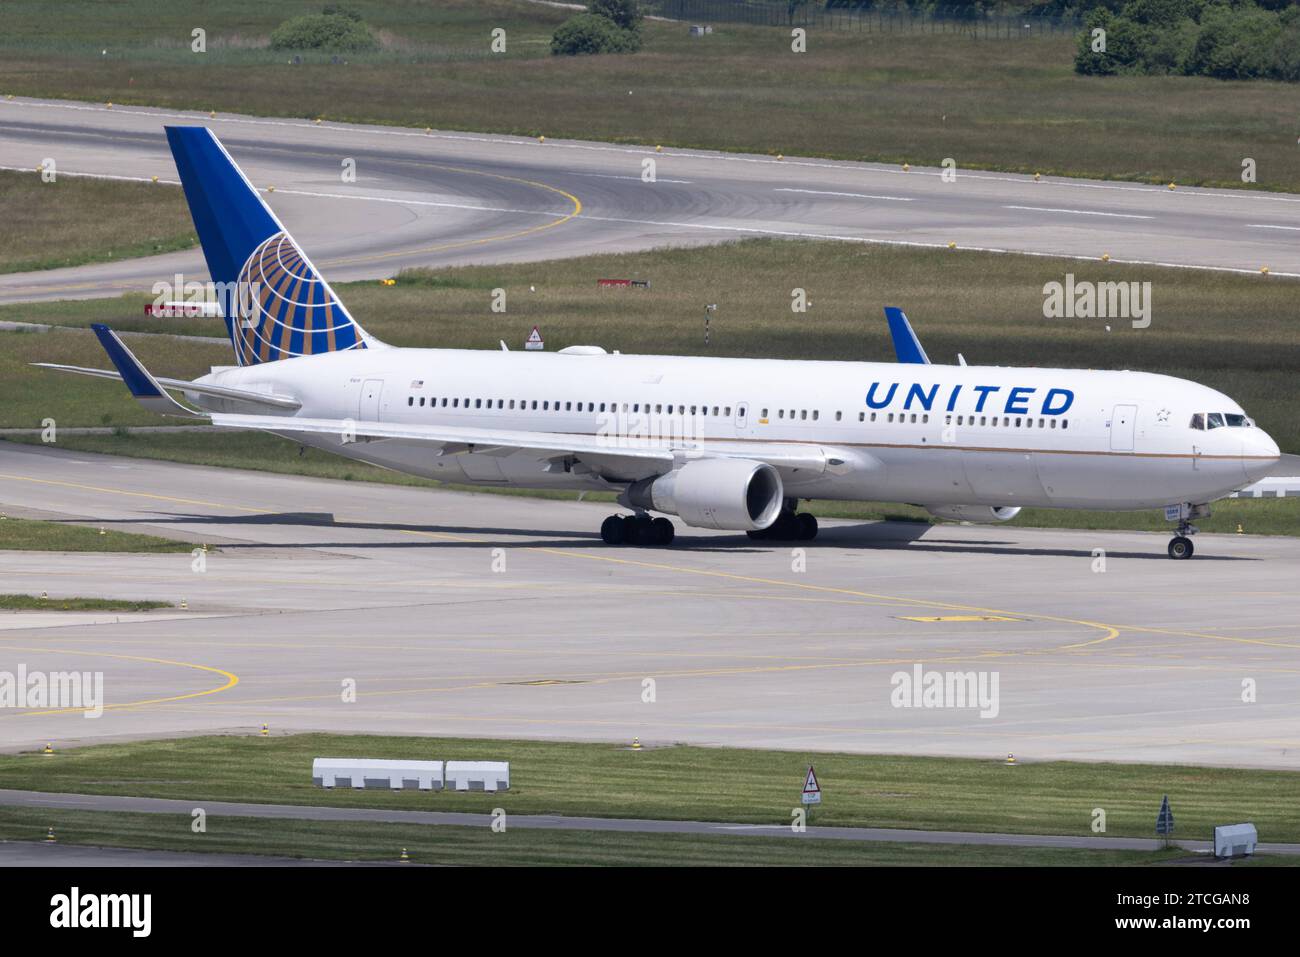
[
  {"xmin": 622, "ymin": 459, "xmax": 784, "ymax": 531},
  {"xmin": 925, "ymin": 505, "xmax": 1021, "ymax": 524}
]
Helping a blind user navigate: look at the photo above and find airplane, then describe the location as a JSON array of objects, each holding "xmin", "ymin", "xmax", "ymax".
[{"xmin": 35, "ymin": 127, "xmax": 1285, "ymax": 560}]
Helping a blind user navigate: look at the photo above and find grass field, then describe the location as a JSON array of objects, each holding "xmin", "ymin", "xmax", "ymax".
[
  {"xmin": 1, "ymin": 1, "xmax": 1298, "ymax": 190},
  {"xmin": 0, "ymin": 170, "xmax": 195, "ymax": 274},
  {"xmin": 3, "ymin": 733, "xmax": 1298, "ymax": 846},
  {"xmin": 0, "ymin": 515, "xmax": 192, "ymax": 553},
  {"xmin": 0, "ymin": 593, "xmax": 170, "ymax": 611},
  {"xmin": 0, "ymin": 806, "xmax": 1203, "ymax": 866}
]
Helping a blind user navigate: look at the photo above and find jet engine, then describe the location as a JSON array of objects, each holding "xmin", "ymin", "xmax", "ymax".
[
  {"xmin": 925, "ymin": 505, "xmax": 1022, "ymax": 523},
  {"xmin": 622, "ymin": 458, "xmax": 784, "ymax": 531}
]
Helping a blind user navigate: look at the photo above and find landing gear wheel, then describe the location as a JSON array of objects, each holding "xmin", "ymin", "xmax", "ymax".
[
  {"xmin": 796, "ymin": 513, "xmax": 818, "ymax": 541},
  {"xmin": 651, "ymin": 517, "xmax": 675, "ymax": 546},
  {"xmin": 1168, "ymin": 535, "xmax": 1194, "ymax": 560},
  {"xmin": 625, "ymin": 515, "xmax": 649, "ymax": 546},
  {"xmin": 600, "ymin": 515, "xmax": 626, "ymax": 545}
]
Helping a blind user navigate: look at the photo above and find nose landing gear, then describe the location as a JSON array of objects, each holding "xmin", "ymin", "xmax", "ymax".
[
  {"xmin": 1165, "ymin": 504, "xmax": 1207, "ymax": 560},
  {"xmin": 1167, "ymin": 531, "xmax": 1195, "ymax": 560}
]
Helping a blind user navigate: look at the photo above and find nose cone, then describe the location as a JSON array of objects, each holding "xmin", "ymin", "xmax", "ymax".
[{"xmin": 1242, "ymin": 430, "xmax": 1281, "ymax": 483}]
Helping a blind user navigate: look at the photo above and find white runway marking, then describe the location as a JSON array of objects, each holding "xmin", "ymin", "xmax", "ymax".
[
  {"xmin": 1004, "ymin": 205, "xmax": 1154, "ymax": 220},
  {"xmin": 1248, "ymin": 223, "xmax": 1300, "ymax": 231},
  {"xmin": 776, "ymin": 188, "xmax": 913, "ymax": 202},
  {"xmin": 563, "ymin": 171, "xmax": 692, "ymax": 184}
]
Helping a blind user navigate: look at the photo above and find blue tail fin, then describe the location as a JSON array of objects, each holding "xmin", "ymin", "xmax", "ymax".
[{"xmin": 164, "ymin": 126, "xmax": 370, "ymax": 366}]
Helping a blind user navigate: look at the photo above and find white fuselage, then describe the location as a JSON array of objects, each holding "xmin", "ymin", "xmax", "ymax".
[{"xmin": 193, "ymin": 346, "xmax": 1280, "ymax": 512}]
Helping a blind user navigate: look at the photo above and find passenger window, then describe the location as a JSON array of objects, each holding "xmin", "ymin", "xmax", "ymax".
[
  {"xmin": 1062, "ymin": 419, "xmax": 1068, "ymax": 430},
  {"xmin": 835, "ymin": 411, "xmax": 842, "ymax": 422}
]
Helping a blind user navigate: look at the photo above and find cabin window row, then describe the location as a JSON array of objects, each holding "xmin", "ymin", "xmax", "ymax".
[{"xmin": 407, "ymin": 396, "xmax": 734, "ymax": 417}]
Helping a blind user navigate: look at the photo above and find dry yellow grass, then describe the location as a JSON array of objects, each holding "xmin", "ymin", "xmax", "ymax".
[{"xmin": 0, "ymin": 170, "xmax": 196, "ymax": 274}]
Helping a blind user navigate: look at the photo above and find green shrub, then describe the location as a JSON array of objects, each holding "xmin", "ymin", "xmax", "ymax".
[
  {"xmin": 269, "ymin": 12, "xmax": 378, "ymax": 53},
  {"xmin": 588, "ymin": 0, "xmax": 644, "ymax": 31},
  {"xmin": 550, "ymin": 13, "xmax": 641, "ymax": 56}
]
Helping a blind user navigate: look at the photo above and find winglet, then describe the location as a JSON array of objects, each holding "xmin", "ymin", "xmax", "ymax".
[
  {"xmin": 90, "ymin": 324, "xmax": 200, "ymax": 417},
  {"xmin": 884, "ymin": 307, "xmax": 931, "ymax": 364}
]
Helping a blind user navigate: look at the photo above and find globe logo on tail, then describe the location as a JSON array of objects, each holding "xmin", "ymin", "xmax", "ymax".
[{"xmin": 232, "ymin": 231, "xmax": 366, "ymax": 366}]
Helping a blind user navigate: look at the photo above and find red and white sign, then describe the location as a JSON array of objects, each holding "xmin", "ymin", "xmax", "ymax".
[
  {"xmin": 801, "ymin": 766, "xmax": 821, "ymax": 805},
  {"xmin": 524, "ymin": 326, "xmax": 544, "ymax": 351},
  {"xmin": 145, "ymin": 301, "xmax": 221, "ymax": 318}
]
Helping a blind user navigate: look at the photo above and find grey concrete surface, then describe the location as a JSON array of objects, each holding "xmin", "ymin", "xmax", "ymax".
[
  {"xmin": 1, "ymin": 440, "xmax": 1297, "ymax": 768},
  {"xmin": 2, "ymin": 97, "xmax": 1299, "ymax": 306},
  {"xmin": 8, "ymin": 788, "xmax": 1296, "ymax": 856}
]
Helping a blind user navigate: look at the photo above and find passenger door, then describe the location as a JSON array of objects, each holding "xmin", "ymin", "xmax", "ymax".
[
  {"xmin": 1110, "ymin": 404, "xmax": 1137, "ymax": 452},
  {"xmin": 358, "ymin": 379, "xmax": 384, "ymax": 422}
]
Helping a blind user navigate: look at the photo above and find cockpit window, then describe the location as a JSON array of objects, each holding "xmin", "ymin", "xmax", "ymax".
[{"xmin": 1194, "ymin": 411, "xmax": 1251, "ymax": 430}]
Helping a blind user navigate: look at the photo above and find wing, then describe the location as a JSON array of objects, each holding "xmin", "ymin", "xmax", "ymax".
[{"xmin": 208, "ymin": 411, "xmax": 840, "ymax": 481}]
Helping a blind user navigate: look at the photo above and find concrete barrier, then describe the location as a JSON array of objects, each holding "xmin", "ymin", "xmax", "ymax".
[
  {"xmin": 312, "ymin": 758, "xmax": 444, "ymax": 791},
  {"xmin": 1214, "ymin": 823, "xmax": 1258, "ymax": 858},
  {"xmin": 444, "ymin": 761, "xmax": 510, "ymax": 792}
]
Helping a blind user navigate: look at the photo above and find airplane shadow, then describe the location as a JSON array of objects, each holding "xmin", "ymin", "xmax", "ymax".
[{"xmin": 58, "ymin": 513, "xmax": 1256, "ymax": 562}]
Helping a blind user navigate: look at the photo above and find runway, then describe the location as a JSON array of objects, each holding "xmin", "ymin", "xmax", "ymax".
[
  {"xmin": 2, "ymin": 440, "xmax": 1298, "ymax": 768},
  {"xmin": 3, "ymin": 96, "xmax": 1300, "ymax": 305}
]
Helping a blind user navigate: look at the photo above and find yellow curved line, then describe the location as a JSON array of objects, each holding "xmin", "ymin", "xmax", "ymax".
[
  {"xmin": 320, "ymin": 164, "xmax": 582, "ymax": 269},
  {"xmin": 530, "ymin": 546, "xmax": 1123, "ymax": 652},
  {"xmin": 4, "ymin": 646, "xmax": 239, "ymax": 716}
]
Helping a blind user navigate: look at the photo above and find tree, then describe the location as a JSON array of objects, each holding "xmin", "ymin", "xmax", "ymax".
[{"xmin": 588, "ymin": 0, "xmax": 644, "ymax": 31}]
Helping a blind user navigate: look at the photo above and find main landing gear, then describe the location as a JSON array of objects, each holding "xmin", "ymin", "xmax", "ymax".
[
  {"xmin": 600, "ymin": 512, "xmax": 675, "ymax": 547},
  {"xmin": 747, "ymin": 504, "xmax": 818, "ymax": 542}
]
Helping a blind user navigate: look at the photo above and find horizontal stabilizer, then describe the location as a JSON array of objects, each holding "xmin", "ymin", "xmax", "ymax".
[
  {"xmin": 87, "ymin": 324, "xmax": 200, "ymax": 418},
  {"xmin": 32, "ymin": 362, "xmax": 301, "ymax": 412}
]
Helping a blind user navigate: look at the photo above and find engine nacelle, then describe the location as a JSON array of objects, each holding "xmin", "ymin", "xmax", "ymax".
[
  {"xmin": 622, "ymin": 459, "xmax": 784, "ymax": 531},
  {"xmin": 925, "ymin": 505, "xmax": 1022, "ymax": 524}
]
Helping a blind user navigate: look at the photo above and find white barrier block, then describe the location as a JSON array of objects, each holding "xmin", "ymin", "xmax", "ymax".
[
  {"xmin": 312, "ymin": 758, "xmax": 443, "ymax": 791},
  {"xmin": 1214, "ymin": 823, "xmax": 1258, "ymax": 858},
  {"xmin": 444, "ymin": 761, "xmax": 510, "ymax": 792}
]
